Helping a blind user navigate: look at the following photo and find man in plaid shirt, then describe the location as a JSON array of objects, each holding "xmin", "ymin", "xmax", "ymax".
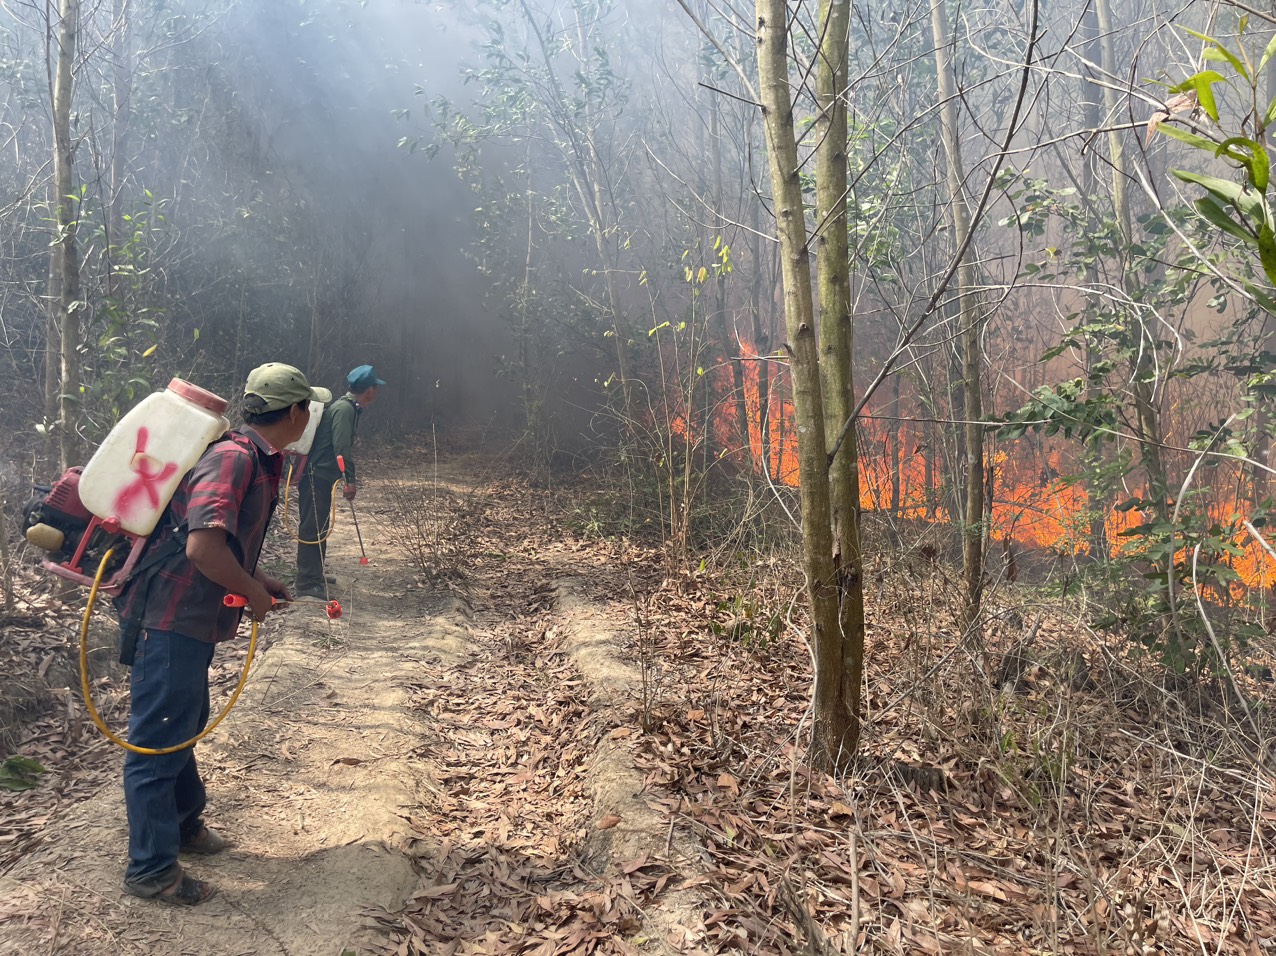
[{"xmin": 115, "ymin": 363, "xmax": 330, "ymax": 906}]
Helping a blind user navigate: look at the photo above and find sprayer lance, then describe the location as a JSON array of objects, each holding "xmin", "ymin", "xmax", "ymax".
[
  {"xmin": 223, "ymin": 592, "xmax": 342, "ymax": 619},
  {"xmin": 336, "ymin": 454, "xmax": 370, "ymax": 565}
]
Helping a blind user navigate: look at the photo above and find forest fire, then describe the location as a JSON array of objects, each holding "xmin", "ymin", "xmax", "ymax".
[{"xmin": 696, "ymin": 346, "xmax": 1276, "ymax": 592}]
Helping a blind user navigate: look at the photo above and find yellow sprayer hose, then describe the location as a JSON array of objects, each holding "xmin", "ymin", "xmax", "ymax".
[
  {"xmin": 280, "ymin": 461, "xmax": 342, "ymax": 545},
  {"xmin": 80, "ymin": 549, "xmax": 258, "ymax": 755}
]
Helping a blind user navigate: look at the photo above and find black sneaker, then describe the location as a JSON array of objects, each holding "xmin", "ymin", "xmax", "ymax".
[{"xmin": 294, "ymin": 584, "xmax": 328, "ymax": 600}]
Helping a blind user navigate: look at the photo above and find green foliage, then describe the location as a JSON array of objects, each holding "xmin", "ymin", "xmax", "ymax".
[
  {"xmin": 58, "ymin": 193, "xmax": 175, "ymax": 444},
  {"xmin": 999, "ymin": 378, "xmax": 1119, "ymax": 444},
  {"xmin": 1155, "ymin": 19, "xmax": 1276, "ymax": 294},
  {"xmin": 710, "ymin": 591, "xmax": 783, "ymax": 650},
  {"xmin": 0, "ymin": 755, "xmax": 47, "ymax": 792},
  {"xmin": 995, "ymin": 141, "xmax": 1272, "ymax": 672}
]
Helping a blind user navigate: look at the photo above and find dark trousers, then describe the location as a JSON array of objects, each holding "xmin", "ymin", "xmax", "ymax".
[
  {"xmin": 123, "ymin": 629, "xmax": 215, "ymax": 884},
  {"xmin": 296, "ymin": 467, "xmax": 335, "ymax": 589}
]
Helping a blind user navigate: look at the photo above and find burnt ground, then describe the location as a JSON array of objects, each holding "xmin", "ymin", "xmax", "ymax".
[{"xmin": 1, "ymin": 439, "xmax": 1274, "ymax": 955}]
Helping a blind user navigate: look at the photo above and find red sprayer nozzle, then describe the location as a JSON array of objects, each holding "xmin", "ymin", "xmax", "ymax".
[{"xmin": 223, "ymin": 593, "xmax": 261, "ymax": 608}]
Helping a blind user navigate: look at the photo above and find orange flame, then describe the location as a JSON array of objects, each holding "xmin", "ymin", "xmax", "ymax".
[{"xmin": 681, "ymin": 343, "xmax": 1276, "ymax": 590}]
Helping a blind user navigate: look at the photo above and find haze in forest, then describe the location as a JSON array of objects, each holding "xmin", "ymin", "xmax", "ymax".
[
  {"xmin": 4, "ymin": 2, "xmax": 1276, "ymax": 952},
  {"xmin": 3, "ymin": 0, "xmax": 1276, "ymax": 583}
]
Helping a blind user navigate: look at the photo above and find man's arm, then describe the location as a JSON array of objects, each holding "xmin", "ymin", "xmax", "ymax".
[
  {"xmin": 187, "ymin": 529, "xmax": 275, "ymax": 621},
  {"xmin": 183, "ymin": 442, "xmax": 290, "ymax": 621},
  {"xmin": 330, "ymin": 400, "xmax": 358, "ymax": 489}
]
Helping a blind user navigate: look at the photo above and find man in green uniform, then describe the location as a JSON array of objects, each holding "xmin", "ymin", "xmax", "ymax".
[{"xmin": 295, "ymin": 364, "xmax": 385, "ymax": 598}]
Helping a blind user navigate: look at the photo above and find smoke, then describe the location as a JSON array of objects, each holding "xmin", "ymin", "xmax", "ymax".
[{"xmin": 197, "ymin": 0, "xmax": 508, "ymax": 429}]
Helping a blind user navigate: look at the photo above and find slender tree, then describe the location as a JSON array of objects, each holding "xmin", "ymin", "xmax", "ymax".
[
  {"xmin": 50, "ymin": 0, "xmax": 83, "ymax": 470},
  {"xmin": 814, "ymin": 0, "xmax": 865, "ymax": 758},
  {"xmin": 930, "ymin": 0, "xmax": 985, "ymax": 630},
  {"xmin": 756, "ymin": 0, "xmax": 855, "ymax": 769}
]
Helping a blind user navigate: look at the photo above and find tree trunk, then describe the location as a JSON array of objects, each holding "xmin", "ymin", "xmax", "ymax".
[
  {"xmin": 756, "ymin": 0, "xmax": 852, "ymax": 770},
  {"xmin": 51, "ymin": 0, "xmax": 83, "ymax": 472},
  {"xmin": 924, "ymin": 415, "xmax": 935, "ymax": 519},
  {"xmin": 747, "ymin": 131, "xmax": 771, "ymax": 477},
  {"xmin": 108, "ymin": 0, "xmax": 131, "ymax": 279},
  {"xmin": 1092, "ymin": 0, "xmax": 1167, "ymax": 516},
  {"xmin": 43, "ymin": 247, "xmax": 61, "ymax": 451},
  {"xmin": 1078, "ymin": 1, "xmax": 1111, "ymax": 561},
  {"xmin": 814, "ymin": 0, "xmax": 864, "ymax": 759},
  {"xmin": 521, "ymin": 154, "xmax": 536, "ymax": 434},
  {"xmin": 519, "ymin": 0, "xmax": 631, "ymax": 411},
  {"xmin": 711, "ymin": 100, "xmax": 750, "ymax": 457},
  {"xmin": 930, "ymin": 0, "xmax": 985, "ymax": 631},
  {"xmin": 1255, "ymin": 14, "xmax": 1276, "ymax": 596},
  {"xmin": 889, "ymin": 374, "xmax": 902, "ymax": 522}
]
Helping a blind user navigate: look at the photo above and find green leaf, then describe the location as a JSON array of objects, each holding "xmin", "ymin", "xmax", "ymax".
[
  {"xmin": 0, "ymin": 755, "xmax": 47, "ymax": 792},
  {"xmin": 1217, "ymin": 136, "xmax": 1270, "ymax": 191},
  {"xmin": 1173, "ymin": 168, "xmax": 1244, "ymax": 202},
  {"xmin": 1193, "ymin": 195, "xmax": 1257, "ymax": 244},
  {"xmin": 1202, "ymin": 44, "xmax": 1250, "ymax": 84},
  {"xmin": 1259, "ymin": 33, "xmax": 1276, "ymax": 74},
  {"xmin": 142, "ymin": 344, "xmax": 158, "ymax": 358},
  {"xmin": 1174, "ymin": 169, "xmax": 1272, "ymax": 229},
  {"xmin": 1240, "ymin": 277, "xmax": 1276, "ymax": 315},
  {"xmin": 1258, "ymin": 224, "xmax": 1276, "ymax": 286},
  {"xmin": 1169, "ymin": 70, "xmax": 1228, "ymax": 122},
  {"xmin": 1180, "ymin": 27, "xmax": 1249, "ymax": 81},
  {"xmin": 1157, "ymin": 124, "xmax": 1220, "ymax": 153}
]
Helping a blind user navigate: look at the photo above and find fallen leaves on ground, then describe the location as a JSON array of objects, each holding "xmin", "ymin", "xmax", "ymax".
[{"xmin": 372, "ymin": 462, "xmax": 1276, "ymax": 955}]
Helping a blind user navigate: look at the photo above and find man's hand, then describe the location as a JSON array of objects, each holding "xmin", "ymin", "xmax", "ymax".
[
  {"xmin": 255, "ymin": 570, "xmax": 293, "ymax": 604},
  {"xmin": 344, "ymin": 483, "xmax": 357, "ymax": 501},
  {"xmin": 244, "ymin": 580, "xmax": 275, "ymax": 622}
]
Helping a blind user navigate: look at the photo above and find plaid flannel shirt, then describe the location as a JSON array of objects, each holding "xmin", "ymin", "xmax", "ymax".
[{"xmin": 113, "ymin": 427, "xmax": 284, "ymax": 643}]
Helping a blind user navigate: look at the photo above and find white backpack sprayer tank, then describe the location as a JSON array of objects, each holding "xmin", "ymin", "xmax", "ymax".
[
  {"xmin": 23, "ymin": 378, "xmax": 230, "ymax": 594},
  {"xmin": 285, "ymin": 399, "xmax": 324, "ymax": 456}
]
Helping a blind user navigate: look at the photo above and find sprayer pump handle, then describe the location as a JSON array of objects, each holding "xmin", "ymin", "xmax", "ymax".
[{"xmin": 336, "ymin": 454, "xmax": 346, "ymax": 476}]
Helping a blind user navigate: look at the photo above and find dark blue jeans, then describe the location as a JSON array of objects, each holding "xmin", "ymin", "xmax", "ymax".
[
  {"xmin": 122, "ymin": 628, "xmax": 215, "ymax": 884},
  {"xmin": 295, "ymin": 466, "xmax": 336, "ymax": 590}
]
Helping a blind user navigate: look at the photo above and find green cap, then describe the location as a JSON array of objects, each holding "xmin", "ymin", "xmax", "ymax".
[{"xmin": 243, "ymin": 363, "xmax": 332, "ymax": 413}]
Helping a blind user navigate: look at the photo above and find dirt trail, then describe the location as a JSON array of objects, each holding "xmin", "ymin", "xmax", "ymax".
[{"xmin": 0, "ymin": 452, "xmax": 700, "ymax": 955}]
